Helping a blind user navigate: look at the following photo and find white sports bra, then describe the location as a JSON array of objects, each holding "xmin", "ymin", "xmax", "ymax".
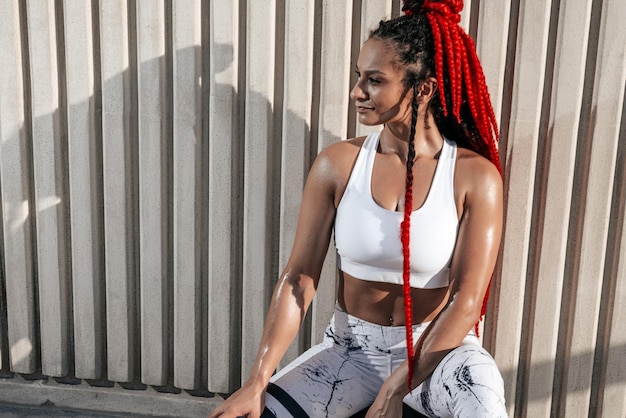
[{"xmin": 335, "ymin": 131, "xmax": 459, "ymax": 289}]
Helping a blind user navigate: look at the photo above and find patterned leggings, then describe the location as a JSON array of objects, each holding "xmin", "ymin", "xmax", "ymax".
[{"xmin": 262, "ymin": 305, "xmax": 507, "ymax": 418}]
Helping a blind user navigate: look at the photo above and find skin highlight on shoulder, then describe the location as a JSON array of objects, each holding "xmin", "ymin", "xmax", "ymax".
[
  {"xmin": 452, "ymin": 146, "xmax": 503, "ymax": 221},
  {"xmin": 314, "ymin": 137, "xmax": 369, "ymax": 208},
  {"xmin": 456, "ymin": 147, "xmax": 502, "ymax": 187}
]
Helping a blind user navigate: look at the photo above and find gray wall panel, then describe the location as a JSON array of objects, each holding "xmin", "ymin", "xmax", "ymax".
[
  {"xmin": 172, "ymin": 0, "xmax": 202, "ymax": 392},
  {"xmin": 0, "ymin": 0, "xmax": 37, "ymax": 374},
  {"xmin": 27, "ymin": 0, "xmax": 69, "ymax": 378},
  {"xmin": 206, "ymin": 0, "xmax": 239, "ymax": 393},
  {"xmin": 99, "ymin": 0, "xmax": 136, "ymax": 383},
  {"xmin": 137, "ymin": 0, "xmax": 168, "ymax": 387},
  {"xmin": 63, "ymin": 0, "xmax": 104, "ymax": 380}
]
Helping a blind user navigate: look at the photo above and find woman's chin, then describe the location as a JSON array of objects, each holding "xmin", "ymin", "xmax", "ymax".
[{"xmin": 357, "ymin": 114, "xmax": 381, "ymax": 126}]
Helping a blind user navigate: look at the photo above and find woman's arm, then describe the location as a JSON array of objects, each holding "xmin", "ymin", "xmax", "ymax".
[
  {"xmin": 366, "ymin": 155, "xmax": 503, "ymax": 417},
  {"xmin": 209, "ymin": 146, "xmax": 341, "ymax": 418}
]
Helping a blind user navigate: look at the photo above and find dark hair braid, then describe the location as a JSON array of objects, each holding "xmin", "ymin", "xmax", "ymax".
[
  {"xmin": 370, "ymin": 0, "xmax": 502, "ymax": 388},
  {"xmin": 400, "ymin": 85, "xmax": 419, "ymax": 388}
]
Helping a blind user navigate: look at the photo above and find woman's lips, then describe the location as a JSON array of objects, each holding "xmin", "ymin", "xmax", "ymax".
[{"xmin": 355, "ymin": 105, "xmax": 373, "ymax": 113}]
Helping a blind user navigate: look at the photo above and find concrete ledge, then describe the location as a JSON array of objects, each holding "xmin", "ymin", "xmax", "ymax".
[{"xmin": 0, "ymin": 376, "xmax": 223, "ymax": 417}]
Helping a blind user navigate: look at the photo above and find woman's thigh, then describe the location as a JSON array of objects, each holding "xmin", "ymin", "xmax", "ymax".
[
  {"xmin": 403, "ymin": 343, "xmax": 507, "ymax": 418},
  {"xmin": 264, "ymin": 343, "xmax": 387, "ymax": 417}
]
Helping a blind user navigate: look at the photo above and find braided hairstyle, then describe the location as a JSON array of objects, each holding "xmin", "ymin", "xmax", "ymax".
[{"xmin": 370, "ymin": 0, "xmax": 501, "ymax": 389}]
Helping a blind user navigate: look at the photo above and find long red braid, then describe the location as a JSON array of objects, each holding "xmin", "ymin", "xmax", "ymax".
[
  {"xmin": 401, "ymin": 85, "xmax": 419, "ymax": 389},
  {"xmin": 399, "ymin": 0, "xmax": 502, "ymax": 389}
]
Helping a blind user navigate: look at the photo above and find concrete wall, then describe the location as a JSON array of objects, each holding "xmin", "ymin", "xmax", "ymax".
[{"xmin": 0, "ymin": 1, "xmax": 624, "ymax": 417}]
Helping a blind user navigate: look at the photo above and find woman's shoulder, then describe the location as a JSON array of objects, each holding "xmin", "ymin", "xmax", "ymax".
[
  {"xmin": 455, "ymin": 147, "xmax": 500, "ymax": 177},
  {"xmin": 454, "ymin": 146, "xmax": 502, "ymax": 194},
  {"xmin": 308, "ymin": 136, "xmax": 369, "ymax": 199},
  {"xmin": 320, "ymin": 136, "xmax": 367, "ymax": 158},
  {"xmin": 313, "ymin": 136, "xmax": 368, "ymax": 173}
]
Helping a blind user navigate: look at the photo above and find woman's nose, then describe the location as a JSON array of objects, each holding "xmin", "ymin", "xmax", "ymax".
[{"xmin": 350, "ymin": 81, "xmax": 367, "ymax": 101}]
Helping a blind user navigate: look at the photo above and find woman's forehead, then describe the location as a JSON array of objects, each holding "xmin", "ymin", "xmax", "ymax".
[{"xmin": 356, "ymin": 38, "xmax": 399, "ymax": 73}]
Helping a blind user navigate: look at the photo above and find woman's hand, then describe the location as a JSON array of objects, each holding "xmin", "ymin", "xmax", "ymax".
[
  {"xmin": 208, "ymin": 381, "xmax": 266, "ymax": 418},
  {"xmin": 365, "ymin": 380, "xmax": 405, "ymax": 418}
]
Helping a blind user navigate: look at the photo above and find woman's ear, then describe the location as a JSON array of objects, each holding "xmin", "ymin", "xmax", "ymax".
[{"xmin": 416, "ymin": 77, "xmax": 438, "ymax": 104}]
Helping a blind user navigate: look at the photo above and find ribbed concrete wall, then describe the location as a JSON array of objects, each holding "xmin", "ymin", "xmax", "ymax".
[{"xmin": 0, "ymin": 1, "xmax": 624, "ymax": 417}]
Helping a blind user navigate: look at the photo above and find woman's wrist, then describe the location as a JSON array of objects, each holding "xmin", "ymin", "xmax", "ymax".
[
  {"xmin": 384, "ymin": 369, "xmax": 411, "ymax": 398},
  {"xmin": 244, "ymin": 371, "xmax": 271, "ymax": 392}
]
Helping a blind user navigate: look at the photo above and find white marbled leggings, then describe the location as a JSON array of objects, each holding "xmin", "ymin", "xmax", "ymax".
[{"xmin": 262, "ymin": 305, "xmax": 507, "ymax": 418}]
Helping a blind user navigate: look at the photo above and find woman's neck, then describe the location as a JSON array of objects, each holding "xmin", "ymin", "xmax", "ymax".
[{"xmin": 380, "ymin": 119, "xmax": 443, "ymax": 162}]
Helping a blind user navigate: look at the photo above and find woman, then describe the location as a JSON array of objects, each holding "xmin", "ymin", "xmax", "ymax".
[{"xmin": 210, "ymin": 0, "xmax": 506, "ymax": 416}]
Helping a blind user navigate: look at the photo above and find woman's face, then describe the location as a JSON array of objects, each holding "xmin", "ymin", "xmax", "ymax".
[{"xmin": 350, "ymin": 37, "xmax": 413, "ymax": 127}]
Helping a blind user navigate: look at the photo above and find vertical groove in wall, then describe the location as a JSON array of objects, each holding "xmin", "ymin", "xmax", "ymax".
[
  {"xmin": 347, "ymin": 0, "xmax": 361, "ymax": 139},
  {"xmin": 0, "ymin": 35, "xmax": 9, "ymax": 370},
  {"xmin": 0, "ymin": 0, "xmax": 9, "ymax": 372},
  {"xmin": 193, "ymin": 0, "xmax": 204, "ymax": 390},
  {"xmin": 0, "ymin": 203, "xmax": 8, "ymax": 374},
  {"xmin": 268, "ymin": 0, "xmax": 285, "ymax": 310},
  {"xmin": 90, "ymin": 0, "xmax": 107, "ymax": 382},
  {"xmin": 583, "ymin": 1, "xmax": 609, "ymax": 415},
  {"xmin": 308, "ymin": 0, "xmax": 323, "ymax": 169},
  {"xmin": 0, "ymin": 136, "xmax": 7, "ymax": 374},
  {"xmin": 596, "ymin": 85, "xmax": 626, "ymax": 417},
  {"xmin": 495, "ymin": 0, "xmax": 520, "ymax": 171},
  {"xmin": 53, "ymin": 0, "xmax": 73, "ymax": 380},
  {"xmin": 230, "ymin": 0, "xmax": 246, "ymax": 391},
  {"xmin": 515, "ymin": 141, "xmax": 544, "ymax": 418},
  {"xmin": 391, "ymin": 0, "xmax": 401, "ymax": 18},
  {"xmin": 467, "ymin": 0, "xmax": 479, "ymax": 41},
  {"xmin": 126, "ymin": 0, "xmax": 140, "ymax": 384},
  {"xmin": 163, "ymin": 0, "xmax": 174, "ymax": 388},
  {"xmin": 18, "ymin": 0, "xmax": 41, "ymax": 375},
  {"xmin": 200, "ymin": 0, "xmax": 210, "ymax": 391},
  {"xmin": 592, "ymin": 97, "xmax": 625, "ymax": 415}
]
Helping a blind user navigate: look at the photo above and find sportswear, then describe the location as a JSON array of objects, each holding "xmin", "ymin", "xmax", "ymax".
[
  {"xmin": 335, "ymin": 131, "xmax": 459, "ymax": 289},
  {"xmin": 263, "ymin": 305, "xmax": 507, "ymax": 417}
]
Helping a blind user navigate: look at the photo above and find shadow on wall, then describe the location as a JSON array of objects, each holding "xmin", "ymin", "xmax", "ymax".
[{"xmin": 0, "ymin": 39, "xmax": 341, "ymax": 394}]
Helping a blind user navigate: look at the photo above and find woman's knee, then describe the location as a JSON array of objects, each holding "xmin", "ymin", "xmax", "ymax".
[{"xmin": 443, "ymin": 345, "xmax": 506, "ymax": 416}]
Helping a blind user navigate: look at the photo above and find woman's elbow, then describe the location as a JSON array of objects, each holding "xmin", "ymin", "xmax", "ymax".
[
  {"xmin": 277, "ymin": 268, "xmax": 317, "ymax": 308},
  {"xmin": 447, "ymin": 292, "xmax": 484, "ymax": 325}
]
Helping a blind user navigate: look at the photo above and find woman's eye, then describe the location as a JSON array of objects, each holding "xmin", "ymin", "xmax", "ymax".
[{"xmin": 354, "ymin": 70, "xmax": 380, "ymax": 84}]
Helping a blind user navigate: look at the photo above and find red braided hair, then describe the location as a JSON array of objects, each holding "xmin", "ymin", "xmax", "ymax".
[
  {"xmin": 396, "ymin": 0, "xmax": 502, "ymax": 388},
  {"xmin": 417, "ymin": 1, "xmax": 502, "ymax": 337},
  {"xmin": 401, "ymin": 85, "xmax": 419, "ymax": 390}
]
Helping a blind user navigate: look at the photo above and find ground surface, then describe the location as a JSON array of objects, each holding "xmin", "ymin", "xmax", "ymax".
[{"xmin": 0, "ymin": 376, "xmax": 218, "ymax": 418}]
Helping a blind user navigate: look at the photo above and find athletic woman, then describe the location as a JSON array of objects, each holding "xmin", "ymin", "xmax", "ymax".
[{"xmin": 210, "ymin": 0, "xmax": 507, "ymax": 416}]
